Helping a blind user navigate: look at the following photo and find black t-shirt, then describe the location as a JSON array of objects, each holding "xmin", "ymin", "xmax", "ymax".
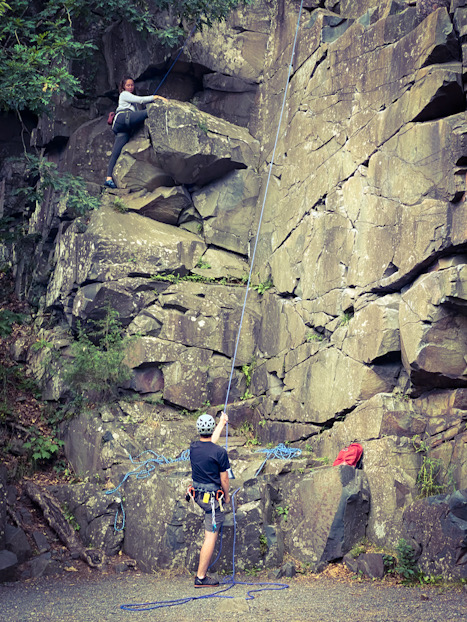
[{"xmin": 190, "ymin": 440, "xmax": 230, "ymax": 487}]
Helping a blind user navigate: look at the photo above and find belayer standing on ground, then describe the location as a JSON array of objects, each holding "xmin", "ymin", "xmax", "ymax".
[
  {"xmin": 190, "ymin": 412, "xmax": 230, "ymax": 588},
  {"xmin": 104, "ymin": 77, "xmax": 166, "ymax": 188}
]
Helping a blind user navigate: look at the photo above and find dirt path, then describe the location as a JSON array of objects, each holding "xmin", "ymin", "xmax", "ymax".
[{"xmin": 1, "ymin": 570, "xmax": 465, "ymax": 622}]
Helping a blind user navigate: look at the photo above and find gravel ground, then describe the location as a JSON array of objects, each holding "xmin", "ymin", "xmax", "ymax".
[{"xmin": 1, "ymin": 570, "xmax": 466, "ymax": 622}]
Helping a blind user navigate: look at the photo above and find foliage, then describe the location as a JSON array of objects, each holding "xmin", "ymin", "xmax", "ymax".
[
  {"xmin": 251, "ymin": 279, "xmax": 273, "ymax": 294},
  {"xmin": 259, "ymin": 533, "xmax": 268, "ymax": 555},
  {"xmin": 241, "ymin": 357, "xmax": 256, "ymax": 400},
  {"xmin": 197, "ymin": 120, "xmax": 209, "ymax": 135},
  {"xmin": 63, "ymin": 305, "xmax": 133, "ymax": 403},
  {"xmin": 0, "ymin": 308, "xmax": 27, "ymax": 336},
  {"xmin": 61, "ymin": 502, "xmax": 80, "ymax": 531},
  {"xmin": 244, "ymin": 565, "xmax": 261, "ymax": 577},
  {"xmin": 394, "ymin": 538, "xmax": 419, "ymax": 583},
  {"xmin": 306, "ymin": 331, "xmax": 324, "ymax": 342},
  {"xmin": 349, "ymin": 542, "xmax": 366, "ymax": 559},
  {"xmin": 31, "ymin": 337, "xmax": 53, "ymax": 351},
  {"xmin": 195, "ymin": 257, "xmax": 211, "ymax": 269},
  {"xmin": 276, "ymin": 505, "xmax": 289, "ymax": 521},
  {"xmin": 0, "ymin": 0, "xmax": 252, "ymax": 114},
  {"xmin": 340, "ymin": 311, "xmax": 353, "ymax": 326},
  {"xmin": 23, "ymin": 427, "xmax": 64, "ymax": 463},
  {"xmin": 0, "ymin": 0, "xmax": 93, "ymax": 113},
  {"xmin": 14, "ymin": 154, "xmax": 100, "ymax": 217},
  {"xmin": 417, "ymin": 455, "xmax": 444, "ymax": 497},
  {"xmin": 112, "ymin": 197, "xmax": 129, "ymax": 213},
  {"xmin": 411, "ymin": 435, "xmax": 446, "ymax": 498},
  {"xmin": 314, "ymin": 456, "xmax": 331, "ymax": 466}
]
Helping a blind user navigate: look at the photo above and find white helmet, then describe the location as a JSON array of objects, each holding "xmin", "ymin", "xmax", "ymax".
[{"xmin": 197, "ymin": 413, "xmax": 215, "ymax": 435}]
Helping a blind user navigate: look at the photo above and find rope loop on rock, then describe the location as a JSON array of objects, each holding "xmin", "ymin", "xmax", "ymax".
[
  {"xmin": 254, "ymin": 443, "xmax": 302, "ymax": 476},
  {"xmin": 105, "ymin": 449, "xmax": 190, "ymax": 531}
]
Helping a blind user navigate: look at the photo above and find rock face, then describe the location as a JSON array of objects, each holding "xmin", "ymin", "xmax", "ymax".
[
  {"xmin": 403, "ymin": 489, "xmax": 467, "ymax": 579},
  {"xmin": 2, "ymin": 0, "xmax": 467, "ymax": 578}
]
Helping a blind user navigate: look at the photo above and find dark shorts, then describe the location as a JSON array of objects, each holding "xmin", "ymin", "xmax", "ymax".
[{"xmin": 195, "ymin": 493, "xmax": 225, "ymax": 532}]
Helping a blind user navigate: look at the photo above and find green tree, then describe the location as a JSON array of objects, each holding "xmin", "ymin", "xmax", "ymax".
[
  {"xmin": 64, "ymin": 305, "xmax": 133, "ymax": 403},
  {"xmin": 0, "ymin": 0, "xmax": 252, "ymax": 115}
]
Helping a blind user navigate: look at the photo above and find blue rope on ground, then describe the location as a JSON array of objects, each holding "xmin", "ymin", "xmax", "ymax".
[
  {"xmin": 254, "ymin": 443, "xmax": 302, "ymax": 477},
  {"xmin": 120, "ymin": 489, "xmax": 289, "ymax": 612}
]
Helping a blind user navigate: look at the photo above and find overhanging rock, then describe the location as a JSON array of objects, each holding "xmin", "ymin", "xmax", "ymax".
[{"xmin": 146, "ymin": 100, "xmax": 260, "ymax": 185}]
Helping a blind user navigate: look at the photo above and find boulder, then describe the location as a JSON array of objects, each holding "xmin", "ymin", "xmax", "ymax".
[
  {"xmin": 155, "ymin": 282, "xmax": 261, "ymax": 365},
  {"xmin": 46, "ymin": 203, "xmax": 206, "ymax": 314},
  {"xmin": 192, "ymin": 169, "xmax": 260, "ymax": 255},
  {"xmin": 146, "ymin": 100, "xmax": 260, "ymax": 186},
  {"xmin": 61, "ymin": 402, "xmax": 195, "ymax": 480},
  {"xmin": 342, "ymin": 294, "xmax": 401, "ymax": 363},
  {"xmin": 279, "ymin": 465, "xmax": 370, "ymax": 570},
  {"xmin": 187, "ymin": 1, "xmax": 271, "ymax": 82},
  {"xmin": 280, "ymin": 347, "xmax": 399, "ymax": 424},
  {"xmin": 113, "ymin": 136, "xmax": 175, "ymax": 192},
  {"xmin": 191, "ymin": 248, "xmax": 249, "ymax": 281},
  {"xmin": 194, "ymin": 73, "xmax": 258, "ymax": 127},
  {"xmin": 362, "ymin": 437, "xmax": 420, "ymax": 547},
  {"xmin": 403, "ymin": 489, "xmax": 467, "ymax": 579},
  {"xmin": 5, "ymin": 525, "xmax": 32, "ymax": 563},
  {"xmin": 344, "ymin": 552, "xmax": 386, "ymax": 579},
  {"xmin": 123, "ymin": 186, "xmax": 192, "ymax": 225},
  {"xmin": 62, "ymin": 116, "xmax": 113, "ymax": 185},
  {"xmin": 52, "ymin": 483, "xmax": 124, "ymax": 556},
  {"xmin": 0, "ymin": 550, "xmax": 18, "ymax": 582}
]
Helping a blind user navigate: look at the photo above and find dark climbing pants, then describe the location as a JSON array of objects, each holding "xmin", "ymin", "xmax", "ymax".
[{"xmin": 106, "ymin": 109, "xmax": 148, "ymax": 178}]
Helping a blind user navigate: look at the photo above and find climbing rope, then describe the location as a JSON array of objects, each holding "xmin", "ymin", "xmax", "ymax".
[
  {"xmin": 114, "ymin": 2, "xmax": 305, "ymax": 609},
  {"xmin": 152, "ymin": 22, "xmax": 199, "ymax": 95},
  {"xmin": 105, "ymin": 449, "xmax": 189, "ymax": 531},
  {"xmin": 120, "ymin": 489, "xmax": 289, "ymax": 612},
  {"xmin": 255, "ymin": 443, "xmax": 302, "ymax": 477},
  {"xmin": 222, "ymin": 0, "xmax": 305, "ymax": 447}
]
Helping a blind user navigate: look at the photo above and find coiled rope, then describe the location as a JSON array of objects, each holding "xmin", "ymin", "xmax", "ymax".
[
  {"xmin": 255, "ymin": 443, "xmax": 302, "ymax": 476},
  {"xmin": 105, "ymin": 449, "xmax": 189, "ymax": 531}
]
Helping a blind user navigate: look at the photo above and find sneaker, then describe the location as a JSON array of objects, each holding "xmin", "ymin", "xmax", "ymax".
[
  {"xmin": 104, "ymin": 179, "xmax": 117, "ymax": 189},
  {"xmin": 194, "ymin": 575, "xmax": 219, "ymax": 588}
]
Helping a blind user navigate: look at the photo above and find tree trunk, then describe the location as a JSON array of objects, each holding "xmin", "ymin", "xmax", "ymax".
[{"xmin": 24, "ymin": 480, "xmax": 105, "ymax": 569}]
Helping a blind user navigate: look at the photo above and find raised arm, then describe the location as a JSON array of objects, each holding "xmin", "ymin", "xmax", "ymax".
[{"xmin": 211, "ymin": 411, "xmax": 228, "ymax": 445}]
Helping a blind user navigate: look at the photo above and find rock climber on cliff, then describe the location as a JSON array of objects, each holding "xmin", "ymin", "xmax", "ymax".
[
  {"xmin": 188, "ymin": 411, "xmax": 230, "ymax": 587},
  {"xmin": 104, "ymin": 77, "xmax": 166, "ymax": 188}
]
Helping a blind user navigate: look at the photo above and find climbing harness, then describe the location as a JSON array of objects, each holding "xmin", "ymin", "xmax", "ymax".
[{"xmin": 186, "ymin": 483, "xmax": 225, "ymax": 532}]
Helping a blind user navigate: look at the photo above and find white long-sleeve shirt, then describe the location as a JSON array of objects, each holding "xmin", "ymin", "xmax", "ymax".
[{"xmin": 116, "ymin": 91, "xmax": 154, "ymax": 113}]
